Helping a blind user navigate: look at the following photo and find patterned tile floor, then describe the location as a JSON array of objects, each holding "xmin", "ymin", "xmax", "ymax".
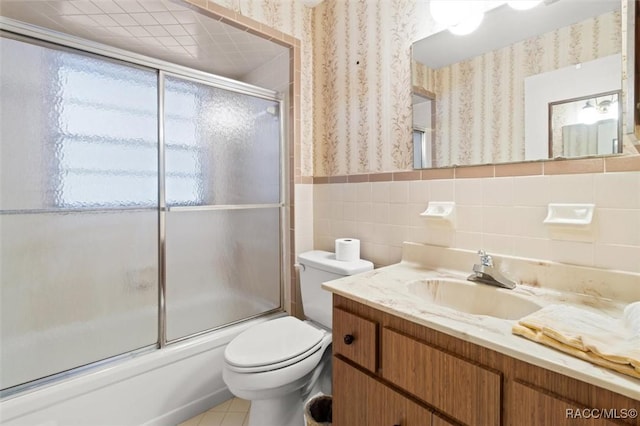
[{"xmin": 178, "ymin": 397, "xmax": 250, "ymax": 426}]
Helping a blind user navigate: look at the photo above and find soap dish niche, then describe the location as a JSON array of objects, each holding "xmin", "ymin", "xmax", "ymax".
[
  {"xmin": 420, "ymin": 201, "xmax": 455, "ymax": 226},
  {"xmin": 543, "ymin": 203, "xmax": 595, "ymax": 227}
]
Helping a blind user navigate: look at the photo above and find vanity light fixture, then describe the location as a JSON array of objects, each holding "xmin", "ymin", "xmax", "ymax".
[
  {"xmin": 429, "ymin": 0, "xmax": 486, "ymax": 36},
  {"xmin": 579, "ymin": 101, "xmax": 598, "ymax": 125},
  {"xmin": 507, "ymin": 0, "xmax": 543, "ymax": 11},
  {"xmin": 579, "ymin": 95, "xmax": 618, "ymax": 124},
  {"xmin": 430, "ymin": 0, "xmax": 544, "ymax": 36}
]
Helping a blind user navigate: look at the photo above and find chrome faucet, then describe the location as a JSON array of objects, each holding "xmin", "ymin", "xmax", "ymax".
[{"xmin": 467, "ymin": 250, "xmax": 517, "ymax": 290}]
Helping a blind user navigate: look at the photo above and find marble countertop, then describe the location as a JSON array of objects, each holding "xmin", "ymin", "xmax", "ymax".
[{"xmin": 322, "ymin": 255, "xmax": 640, "ymax": 401}]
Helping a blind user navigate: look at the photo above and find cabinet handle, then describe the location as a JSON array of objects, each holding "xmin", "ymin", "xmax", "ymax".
[{"xmin": 343, "ymin": 334, "xmax": 355, "ymax": 345}]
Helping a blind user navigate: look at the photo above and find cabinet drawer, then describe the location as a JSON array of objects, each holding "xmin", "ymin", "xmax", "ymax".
[
  {"xmin": 510, "ymin": 381, "xmax": 621, "ymax": 426},
  {"xmin": 333, "ymin": 357, "xmax": 432, "ymax": 426},
  {"xmin": 381, "ymin": 327, "xmax": 501, "ymax": 426},
  {"xmin": 333, "ymin": 308, "xmax": 378, "ymax": 372}
]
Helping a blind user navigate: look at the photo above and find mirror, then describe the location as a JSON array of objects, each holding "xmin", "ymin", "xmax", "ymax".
[
  {"xmin": 549, "ymin": 91, "xmax": 621, "ymax": 158},
  {"xmin": 411, "ymin": 0, "xmax": 633, "ymax": 169},
  {"xmin": 412, "ymin": 88, "xmax": 436, "ymax": 168}
]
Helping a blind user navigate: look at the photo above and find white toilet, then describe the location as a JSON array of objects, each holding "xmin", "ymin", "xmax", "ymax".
[{"xmin": 222, "ymin": 250, "xmax": 373, "ymax": 426}]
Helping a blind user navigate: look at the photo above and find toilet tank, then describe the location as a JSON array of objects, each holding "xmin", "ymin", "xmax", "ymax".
[{"xmin": 297, "ymin": 250, "xmax": 373, "ymax": 329}]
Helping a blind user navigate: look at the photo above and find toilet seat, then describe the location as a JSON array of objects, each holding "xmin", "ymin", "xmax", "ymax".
[{"xmin": 224, "ymin": 316, "xmax": 325, "ymax": 373}]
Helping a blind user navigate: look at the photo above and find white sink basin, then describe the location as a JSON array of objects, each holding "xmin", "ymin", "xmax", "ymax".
[{"xmin": 406, "ymin": 278, "xmax": 543, "ymax": 320}]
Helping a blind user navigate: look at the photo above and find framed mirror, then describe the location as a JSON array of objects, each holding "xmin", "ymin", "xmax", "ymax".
[
  {"xmin": 549, "ymin": 91, "xmax": 622, "ymax": 158},
  {"xmin": 411, "ymin": 0, "xmax": 637, "ymax": 169}
]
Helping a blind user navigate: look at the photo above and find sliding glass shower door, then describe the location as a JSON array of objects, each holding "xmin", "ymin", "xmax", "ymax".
[
  {"xmin": 163, "ymin": 74, "xmax": 282, "ymax": 341},
  {"xmin": 0, "ymin": 35, "xmax": 159, "ymax": 390},
  {"xmin": 1, "ymin": 32, "xmax": 283, "ymax": 393}
]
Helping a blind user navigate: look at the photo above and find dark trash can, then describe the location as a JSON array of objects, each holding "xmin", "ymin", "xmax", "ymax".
[{"xmin": 304, "ymin": 393, "xmax": 332, "ymax": 426}]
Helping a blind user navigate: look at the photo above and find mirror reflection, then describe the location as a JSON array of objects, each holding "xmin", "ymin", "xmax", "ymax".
[
  {"xmin": 412, "ymin": 89, "xmax": 436, "ymax": 168},
  {"xmin": 412, "ymin": 0, "xmax": 625, "ymax": 169},
  {"xmin": 549, "ymin": 91, "xmax": 621, "ymax": 158}
]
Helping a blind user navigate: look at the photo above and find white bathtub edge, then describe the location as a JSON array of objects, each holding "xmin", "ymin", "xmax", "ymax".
[{"xmin": 1, "ymin": 312, "xmax": 286, "ymax": 426}]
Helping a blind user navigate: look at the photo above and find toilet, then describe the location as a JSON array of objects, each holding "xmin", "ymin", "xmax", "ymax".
[{"xmin": 222, "ymin": 250, "xmax": 373, "ymax": 426}]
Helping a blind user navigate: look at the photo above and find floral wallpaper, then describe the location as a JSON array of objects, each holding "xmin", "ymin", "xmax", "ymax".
[
  {"xmin": 413, "ymin": 10, "xmax": 621, "ymax": 167},
  {"xmin": 205, "ymin": 1, "xmax": 626, "ymax": 176},
  {"xmin": 312, "ymin": 0, "xmax": 432, "ymax": 176}
]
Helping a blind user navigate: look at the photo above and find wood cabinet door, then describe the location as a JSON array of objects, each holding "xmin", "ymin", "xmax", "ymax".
[
  {"xmin": 510, "ymin": 381, "xmax": 621, "ymax": 426},
  {"xmin": 381, "ymin": 327, "xmax": 501, "ymax": 426},
  {"xmin": 334, "ymin": 357, "xmax": 432, "ymax": 426}
]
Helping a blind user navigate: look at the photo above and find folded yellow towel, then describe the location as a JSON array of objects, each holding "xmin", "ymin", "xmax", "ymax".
[{"xmin": 512, "ymin": 302, "xmax": 640, "ymax": 380}]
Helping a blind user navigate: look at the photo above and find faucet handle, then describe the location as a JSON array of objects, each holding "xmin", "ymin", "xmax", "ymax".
[{"xmin": 477, "ymin": 249, "xmax": 493, "ymax": 267}]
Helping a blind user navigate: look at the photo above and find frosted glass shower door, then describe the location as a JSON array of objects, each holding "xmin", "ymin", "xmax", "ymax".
[
  {"xmin": 163, "ymin": 74, "xmax": 282, "ymax": 341},
  {"xmin": 0, "ymin": 36, "xmax": 159, "ymax": 390}
]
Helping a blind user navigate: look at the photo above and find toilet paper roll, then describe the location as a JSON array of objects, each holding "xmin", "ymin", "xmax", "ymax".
[{"xmin": 335, "ymin": 238, "xmax": 360, "ymax": 262}]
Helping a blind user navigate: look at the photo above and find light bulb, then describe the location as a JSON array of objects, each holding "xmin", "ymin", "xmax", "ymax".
[
  {"xmin": 507, "ymin": 0, "xmax": 542, "ymax": 11},
  {"xmin": 579, "ymin": 102, "xmax": 598, "ymax": 125},
  {"xmin": 429, "ymin": 0, "xmax": 460, "ymax": 27}
]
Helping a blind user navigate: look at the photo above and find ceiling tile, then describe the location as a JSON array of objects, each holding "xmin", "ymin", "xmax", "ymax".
[
  {"xmin": 102, "ymin": 26, "xmax": 132, "ymax": 37},
  {"xmin": 116, "ymin": 0, "xmax": 145, "ymax": 13},
  {"xmin": 90, "ymin": 13, "xmax": 119, "ymax": 26},
  {"xmin": 109, "ymin": 13, "xmax": 137, "ymax": 26},
  {"xmin": 68, "ymin": 0, "xmax": 102, "ymax": 14},
  {"xmin": 160, "ymin": 0, "xmax": 187, "ymax": 12},
  {"xmin": 156, "ymin": 35, "xmax": 179, "ymax": 46},
  {"xmin": 150, "ymin": 11, "xmax": 177, "ymax": 25},
  {"xmin": 144, "ymin": 25, "xmax": 169, "ymax": 36},
  {"xmin": 170, "ymin": 10, "xmax": 197, "ymax": 24},
  {"xmin": 183, "ymin": 45, "xmax": 198, "ymax": 56},
  {"xmin": 92, "ymin": 0, "xmax": 125, "ymax": 14},
  {"xmin": 61, "ymin": 13, "xmax": 100, "ymax": 26},
  {"xmin": 139, "ymin": 0, "xmax": 166, "ymax": 13},
  {"xmin": 174, "ymin": 35, "xmax": 195, "ymax": 46},
  {"xmin": 164, "ymin": 24, "xmax": 187, "ymax": 36},
  {"xmin": 181, "ymin": 23, "xmax": 200, "ymax": 35},
  {"xmin": 45, "ymin": 1, "xmax": 83, "ymax": 15},
  {"xmin": 129, "ymin": 12, "xmax": 157, "ymax": 25},
  {"xmin": 125, "ymin": 25, "xmax": 152, "ymax": 37},
  {"xmin": 0, "ymin": 0, "xmax": 290, "ymax": 85}
]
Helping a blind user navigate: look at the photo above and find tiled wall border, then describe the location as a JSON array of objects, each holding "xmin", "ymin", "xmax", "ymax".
[
  {"xmin": 184, "ymin": 0, "xmax": 302, "ymax": 316},
  {"xmin": 311, "ymin": 155, "xmax": 640, "ymax": 184}
]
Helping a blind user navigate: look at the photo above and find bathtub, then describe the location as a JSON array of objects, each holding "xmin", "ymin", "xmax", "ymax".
[{"xmin": 0, "ymin": 311, "xmax": 285, "ymax": 426}]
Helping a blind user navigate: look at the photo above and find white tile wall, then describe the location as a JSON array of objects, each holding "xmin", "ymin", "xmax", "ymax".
[
  {"xmin": 312, "ymin": 172, "xmax": 640, "ymax": 272},
  {"xmin": 294, "ymin": 184, "xmax": 314, "ymax": 254}
]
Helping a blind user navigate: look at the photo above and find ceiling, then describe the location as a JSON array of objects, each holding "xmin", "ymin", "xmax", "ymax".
[{"xmin": 0, "ymin": 0, "xmax": 289, "ymax": 80}]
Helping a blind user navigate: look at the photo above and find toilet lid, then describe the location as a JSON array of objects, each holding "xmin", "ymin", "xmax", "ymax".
[{"xmin": 225, "ymin": 316, "xmax": 324, "ymax": 369}]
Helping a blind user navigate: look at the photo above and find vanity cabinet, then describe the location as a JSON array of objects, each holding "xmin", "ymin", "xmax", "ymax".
[
  {"xmin": 334, "ymin": 357, "xmax": 433, "ymax": 426},
  {"xmin": 332, "ymin": 295, "xmax": 640, "ymax": 426}
]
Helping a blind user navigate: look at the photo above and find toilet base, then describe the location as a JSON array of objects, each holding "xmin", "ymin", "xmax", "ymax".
[{"xmin": 247, "ymin": 392, "xmax": 305, "ymax": 426}]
